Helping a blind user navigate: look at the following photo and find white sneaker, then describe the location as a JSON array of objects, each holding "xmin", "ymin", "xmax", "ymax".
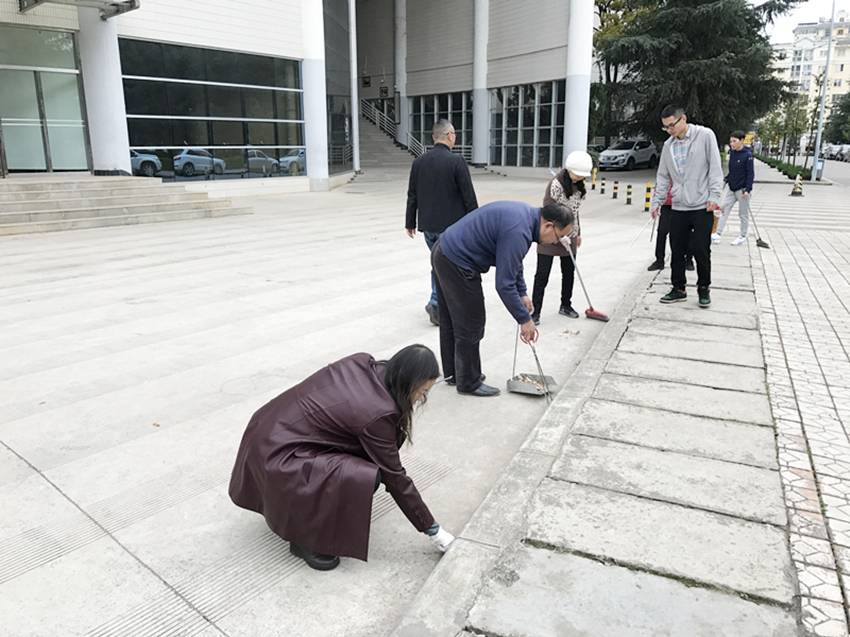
[
  {"xmin": 731, "ymin": 236, "xmax": 746, "ymax": 246},
  {"xmin": 711, "ymin": 233, "xmax": 721, "ymax": 244}
]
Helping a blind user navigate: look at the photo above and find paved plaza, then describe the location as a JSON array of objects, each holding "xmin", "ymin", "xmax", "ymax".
[{"xmin": 1, "ymin": 160, "xmax": 849, "ymax": 636}]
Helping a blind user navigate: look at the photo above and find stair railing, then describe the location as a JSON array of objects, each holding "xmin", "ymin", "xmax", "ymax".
[
  {"xmin": 361, "ymin": 99, "xmax": 396, "ymax": 138},
  {"xmin": 407, "ymin": 133, "xmax": 425, "ymax": 157}
]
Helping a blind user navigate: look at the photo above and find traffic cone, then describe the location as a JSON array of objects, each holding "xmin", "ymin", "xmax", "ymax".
[{"xmin": 790, "ymin": 173, "xmax": 804, "ymax": 197}]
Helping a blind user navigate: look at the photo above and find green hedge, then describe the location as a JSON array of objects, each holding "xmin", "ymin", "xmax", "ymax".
[{"xmin": 754, "ymin": 153, "xmax": 811, "ymax": 180}]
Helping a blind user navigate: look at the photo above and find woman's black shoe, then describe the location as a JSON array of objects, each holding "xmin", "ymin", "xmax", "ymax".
[
  {"xmin": 559, "ymin": 305, "xmax": 579, "ymax": 319},
  {"xmin": 290, "ymin": 542, "xmax": 340, "ymax": 571}
]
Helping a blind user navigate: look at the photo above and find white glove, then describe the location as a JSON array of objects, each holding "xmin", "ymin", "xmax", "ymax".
[{"xmin": 429, "ymin": 526, "xmax": 455, "ymax": 552}]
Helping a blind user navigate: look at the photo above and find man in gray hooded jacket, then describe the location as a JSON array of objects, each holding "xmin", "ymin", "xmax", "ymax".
[{"xmin": 650, "ymin": 104, "xmax": 723, "ymax": 308}]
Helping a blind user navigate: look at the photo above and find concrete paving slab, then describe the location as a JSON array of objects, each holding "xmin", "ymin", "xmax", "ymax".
[
  {"xmin": 625, "ymin": 317, "xmax": 762, "ymax": 348},
  {"xmin": 386, "ymin": 539, "xmax": 500, "ymax": 637},
  {"xmin": 605, "ymin": 351, "xmax": 766, "ymax": 393},
  {"xmin": 526, "ymin": 480, "xmax": 795, "ymax": 604},
  {"xmin": 467, "ymin": 544, "xmax": 798, "ymax": 637},
  {"xmin": 635, "ymin": 286, "xmax": 758, "ymax": 329},
  {"xmin": 594, "ymin": 374, "xmax": 773, "ymax": 425},
  {"xmin": 617, "ymin": 330, "xmax": 764, "ymax": 368},
  {"xmin": 550, "ymin": 435, "xmax": 786, "ymax": 525},
  {"xmin": 0, "ymin": 446, "xmax": 35, "ymax": 488},
  {"xmin": 573, "ymin": 399, "xmax": 778, "ymax": 468},
  {"xmin": 0, "ymin": 537, "xmax": 173, "ymax": 637}
]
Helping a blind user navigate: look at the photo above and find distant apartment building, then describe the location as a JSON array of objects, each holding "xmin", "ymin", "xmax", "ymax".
[{"xmin": 773, "ymin": 8, "xmax": 850, "ymax": 114}]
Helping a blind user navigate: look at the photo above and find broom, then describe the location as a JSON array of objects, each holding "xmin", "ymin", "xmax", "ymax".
[{"xmin": 566, "ymin": 242, "xmax": 609, "ymax": 322}]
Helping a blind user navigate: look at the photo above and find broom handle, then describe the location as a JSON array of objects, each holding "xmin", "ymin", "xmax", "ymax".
[{"xmin": 567, "ymin": 242, "xmax": 593, "ymax": 309}]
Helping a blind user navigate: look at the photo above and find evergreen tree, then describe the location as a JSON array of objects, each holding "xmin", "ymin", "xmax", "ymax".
[
  {"xmin": 598, "ymin": 0, "xmax": 794, "ymax": 144},
  {"xmin": 823, "ymin": 93, "xmax": 850, "ymax": 144}
]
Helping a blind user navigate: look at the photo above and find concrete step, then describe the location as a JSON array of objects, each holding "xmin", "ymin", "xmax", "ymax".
[
  {"xmin": 0, "ymin": 206, "xmax": 252, "ymax": 236},
  {"xmin": 0, "ymin": 191, "xmax": 222, "ymax": 212},
  {"xmin": 0, "ymin": 177, "xmax": 155, "ymax": 193},
  {"xmin": 0, "ymin": 182, "xmax": 188, "ymax": 203},
  {"xmin": 0, "ymin": 199, "xmax": 232, "ymax": 225}
]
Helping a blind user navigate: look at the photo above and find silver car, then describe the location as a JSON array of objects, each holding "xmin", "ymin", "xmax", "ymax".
[
  {"xmin": 130, "ymin": 150, "xmax": 162, "ymax": 178},
  {"xmin": 173, "ymin": 148, "xmax": 226, "ymax": 177},
  {"xmin": 598, "ymin": 140, "xmax": 658, "ymax": 171},
  {"xmin": 246, "ymin": 150, "xmax": 280, "ymax": 174}
]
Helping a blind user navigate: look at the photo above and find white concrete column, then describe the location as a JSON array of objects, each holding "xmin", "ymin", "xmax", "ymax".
[
  {"xmin": 564, "ymin": 0, "xmax": 593, "ymax": 158},
  {"xmin": 472, "ymin": 0, "xmax": 489, "ymax": 166},
  {"xmin": 394, "ymin": 0, "xmax": 409, "ymax": 145},
  {"xmin": 349, "ymin": 0, "xmax": 361, "ymax": 173},
  {"xmin": 302, "ymin": 0, "xmax": 330, "ymax": 191},
  {"xmin": 76, "ymin": 7, "xmax": 132, "ymax": 175}
]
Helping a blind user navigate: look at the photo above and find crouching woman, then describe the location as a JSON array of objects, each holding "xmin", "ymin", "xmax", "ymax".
[{"xmin": 229, "ymin": 344, "xmax": 454, "ymax": 570}]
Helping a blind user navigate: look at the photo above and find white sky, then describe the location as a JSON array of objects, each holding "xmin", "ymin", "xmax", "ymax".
[{"xmin": 765, "ymin": 0, "xmax": 849, "ymax": 43}]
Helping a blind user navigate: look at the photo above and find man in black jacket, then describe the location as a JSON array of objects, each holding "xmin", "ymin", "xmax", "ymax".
[{"xmin": 406, "ymin": 119, "xmax": 478, "ymax": 326}]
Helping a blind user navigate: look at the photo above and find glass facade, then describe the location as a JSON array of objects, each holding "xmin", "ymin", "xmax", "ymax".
[
  {"xmin": 490, "ymin": 80, "xmax": 566, "ymax": 168},
  {"xmin": 119, "ymin": 39, "xmax": 305, "ymax": 180},
  {"xmin": 324, "ymin": 0, "xmax": 353, "ymax": 174},
  {"xmin": 409, "ymin": 92, "xmax": 473, "ymax": 159},
  {"xmin": 0, "ymin": 25, "xmax": 88, "ymax": 174}
]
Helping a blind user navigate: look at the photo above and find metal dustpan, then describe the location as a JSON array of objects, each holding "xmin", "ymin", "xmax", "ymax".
[{"xmin": 506, "ymin": 327, "xmax": 557, "ymax": 401}]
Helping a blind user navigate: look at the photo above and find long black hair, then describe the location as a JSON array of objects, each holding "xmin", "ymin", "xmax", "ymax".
[
  {"xmin": 382, "ymin": 344, "xmax": 439, "ymax": 446},
  {"xmin": 562, "ymin": 170, "xmax": 587, "ymax": 199}
]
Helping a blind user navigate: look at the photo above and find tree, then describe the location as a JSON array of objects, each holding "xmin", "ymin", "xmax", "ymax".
[
  {"xmin": 824, "ymin": 93, "xmax": 850, "ymax": 144},
  {"xmin": 598, "ymin": 0, "xmax": 795, "ymax": 145}
]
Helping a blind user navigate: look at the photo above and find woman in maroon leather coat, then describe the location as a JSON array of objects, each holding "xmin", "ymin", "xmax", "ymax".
[{"xmin": 229, "ymin": 344, "xmax": 455, "ymax": 570}]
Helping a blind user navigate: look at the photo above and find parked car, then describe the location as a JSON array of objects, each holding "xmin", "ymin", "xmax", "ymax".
[
  {"xmin": 838, "ymin": 144, "xmax": 850, "ymax": 162},
  {"xmin": 173, "ymin": 148, "xmax": 225, "ymax": 177},
  {"xmin": 826, "ymin": 144, "xmax": 843, "ymax": 160},
  {"xmin": 130, "ymin": 150, "xmax": 162, "ymax": 177},
  {"xmin": 587, "ymin": 144, "xmax": 606, "ymax": 153},
  {"xmin": 246, "ymin": 149, "xmax": 280, "ymax": 174},
  {"xmin": 598, "ymin": 139, "xmax": 657, "ymax": 171},
  {"xmin": 279, "ymin": 148, "xmax": 306, "ymax": 175}
]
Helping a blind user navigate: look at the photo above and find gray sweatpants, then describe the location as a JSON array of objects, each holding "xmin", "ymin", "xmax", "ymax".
[{"xmin": 716, "ymin": 189, "xmax": 750, "ymax": 237}]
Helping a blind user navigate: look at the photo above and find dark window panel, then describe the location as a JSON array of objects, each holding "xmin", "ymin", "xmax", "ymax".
[
  {"xmin": 506, "ymin": 129, "xmax": 518, "ymax": 144},
  {"xmin": 412, "ymin": 114, "xmax": 421, "ymax": 134},
  {"xmin": 274, "ymin": 58, "xmax": 300, "ymax": 89},
  {"xmin": 127, "ymin": 118, "xmax": 171, "ymax": 147},
  {"xmin": 123, "ymin": 79, "xmax": 168, "ymax": 115},
  {"xmin": 506, "ymin": 107, "xmax": 518, "ymax": 128},
  {"xmin": 423, "ymin": 114, "xmax": 435, "ymax": 134},
  {"xmin": 119, "ymin": 39, "xmax": 164, "ymax": 78},
  {"xmin": 247, "ymin": 121, "xmax": 275, "ymax": 145},
  {"xmin": 163, "ymin": 44, "xmax": 205, "ymax": 81},
  {"xmin": 276, "ymin": 122, "xmax": 303, "ymax": 146},
  {"xmin": 244, "ymin": 88, "xmax": 274, "ymax": 119},
  {"xmin": 167, "ymin": 82, "xmax": 206, "ymax": 116},
  {"xmin": 172, "ymin": 119, "xmax": 209, "ymax": 147},
  {"xmin": 539, "ymin": 129, "xmax": 551, "ymax": 145},
  {"xmin": 275, "ymin": 91, "xmax": 302, "ymax": 121},
  {"xmin": 506, "ymin": 146, "xmax": 518, "ymax": 166},
  {"xmin": 556, "ymin": 104, "xmax": 565, "ymax": 126},
  {"xmin": 215, "ymin": 147, "xmax": 247, "ymax": 173},
  {"xmin": 241, "ymin": 53, "xmax": 275, "ymax": 88},
  {"xmin": 208, "ymin": 84, "xmax": 243, "ymax": 118},
  {"xmin": 522, "ymin": 129, "xmax": 534, "ymax": 144},
  {"xmin": 556, "ymin": 80, "xmax": 566, "ymax": 102},
  {"xmin": 553, "ymin": 146, "xmax": 563, "ymax": 167},
  {"xmin": 539, "ymin": 104, "xmax": 552, "ymax": 127},
  {"xmin": 539, "ymin": 81, "xmax": 553, "ymax": 104},
  {"xmin": 521, "ymin": 146, "xmax": 534, "ymax": 167},
  {"xmin": 211, "ymin": 120, "xmax": 244, "ymax": 146},
  {"xmin": 205, "ymin": 48, "xmax": 244, "ymax": 85},
  {"xmin": 537, "ymin": 147, "xmax": 551, "ymax": 167}
]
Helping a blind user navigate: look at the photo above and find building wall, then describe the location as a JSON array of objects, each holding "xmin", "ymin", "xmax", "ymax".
[
  {"xmin": 406, "ymin": 0, "xmax": 473, "ymax": 94},
  {"xmin": 0, "ymin": 0, "xmax": 77, "ymax": 29},
  {"xmin": 116, "ymin": 0, "xmax": 303, "ymax": 59},
  {"xmin": 487, "ymin": 0, "xmax": 568, "ymax": 87},
  {"xmin": 356, "ymin": 0, "xmax": 394, "ymax": 100}
]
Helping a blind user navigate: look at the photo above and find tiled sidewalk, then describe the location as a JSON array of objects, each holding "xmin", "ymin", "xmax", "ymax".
[{"xmin": 752, "ymin": 227, "xmax": 850, "ymax": 636}]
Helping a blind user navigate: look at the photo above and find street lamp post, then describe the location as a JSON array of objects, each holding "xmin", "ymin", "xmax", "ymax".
[{"xmin": 811, "ymin": 0, "xmax": 836, "ymax": 182}]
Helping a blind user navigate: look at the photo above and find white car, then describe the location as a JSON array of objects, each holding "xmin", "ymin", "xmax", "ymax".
[
  {"xmin": 279, "ymin": 148, "xmax": 305, "ymax": 176},
  {"xmin": 130, "ymin": 150, "xmax": 162, "ymax": 178},
  {"xmin": 246, "ymin": 150, "xmax": 280, "ymax": 174},
  {"xmin": 173, "ymin": 148, "xmax": 226, "ymax": 177},
  {"xmin": 598, "ymin": 140, "xmax": 658, "ymax": 171}
]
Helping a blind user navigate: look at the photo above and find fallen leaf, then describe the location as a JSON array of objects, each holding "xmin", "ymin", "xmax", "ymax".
[{"xmin": 153, "ymin": 423, "xmax": 160, "ymax": 427}]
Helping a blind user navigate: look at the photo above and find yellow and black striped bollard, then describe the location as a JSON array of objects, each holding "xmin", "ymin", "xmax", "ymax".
[
  {"xmin": 600, "ymin": 178, "xmax": 606, "ymax": 195},
  {"xmin": 626, "ymin": 184, "xmax": 632, "ymax": 205},
  {"xmin": 644, "ymin": 182, "xmax": 652, "ymax": 212},
  {"xmin": 612, "ymin": 180, "xmax": 619, "ymax": 199},
  {"xmin": 591, "ymin": 167, "xmax": 597, "ymax": 190}
]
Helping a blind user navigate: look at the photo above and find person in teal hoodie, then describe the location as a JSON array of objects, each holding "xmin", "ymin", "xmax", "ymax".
[{"xmin": 713, "ymin": 130, "xmax": 754, "ymax": 246}]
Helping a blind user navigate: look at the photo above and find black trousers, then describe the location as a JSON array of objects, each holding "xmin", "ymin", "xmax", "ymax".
[
  {"xmin": 669, "ymin": 208, "xmax": 712, "ymax": 291},
  {"xmin": 531, "ymin": 254, "xmax": 574, "ymax": 315},
  {"xmin": 655, "ymin": 204, "xmax": 692, "ymax": 264},
  {"xmin": 431, "ymin": 240, "xmax": 485, "ymax": 393}
]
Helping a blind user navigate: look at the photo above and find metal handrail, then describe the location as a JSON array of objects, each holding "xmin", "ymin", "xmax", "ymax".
[
  {"xmin": 407, "ymin": 133, "xmax": 425, "ymax": 157},
  {"xmin": 361, "ymin": 99, "xmax": 396, "ymax": 138}
]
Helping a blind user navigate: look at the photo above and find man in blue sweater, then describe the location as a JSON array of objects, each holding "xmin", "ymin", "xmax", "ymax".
[
  {"xmin": 430, "ymin": 201, "xmax": 574, "ymax": 397},
  {"xmin": 713, "ymin": 130, "xmax": 754, "ymax": 246}
]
